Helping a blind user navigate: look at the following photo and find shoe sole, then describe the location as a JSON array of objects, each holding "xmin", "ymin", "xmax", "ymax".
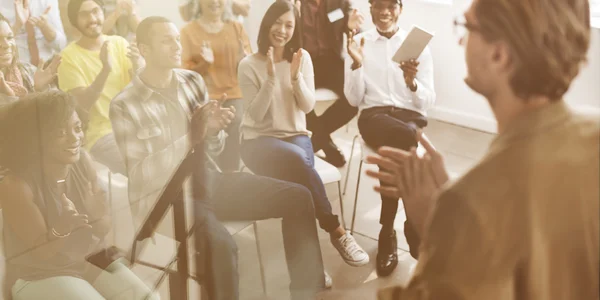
[{"xmin": 342, "ymin": 256, "xmax": 370, "ymax": 267}]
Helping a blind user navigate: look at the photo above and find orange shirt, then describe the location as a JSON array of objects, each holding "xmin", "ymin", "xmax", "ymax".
[{"xmin": 181, "ymin": 21, "xmax": 252, "ymax": 100}]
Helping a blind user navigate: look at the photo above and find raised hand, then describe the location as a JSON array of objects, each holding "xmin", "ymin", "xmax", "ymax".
[
  {"xmin": 400, "ymin": 59, "xmax": 419, "ymax": 91},
  {"xmin": 190, "ymin": 94, "xmax": 236, "ymax": 145},
  {"xmin": 14, "ymin": 0, "xmax": 31, "ymax": 29},
  {"xmin": 290, "ymin": 49, "xmax": 303, "ymax": 80},
  {"xmin": 28, "ymin": 5, "xmax": 51, "ymax": 31},
  {"xmin": 347, "ymin": 30, "xmax": 365, "ymax": 67},
  {"xmin": 127, "ymin": 42, "xmax": 145, "ymax": 72},
  {"xmin": 33, "ymin": 55, "xmax": 61, "ymax": 91},
  {"xmin": 199, "ymin": 41, "xmax": 214, "ymax": 64},
  {"xmin": 206, "ymin": 93, "xmax": 236, "ymax": 135},
  {"xmin": 0, "ymin": 73, "xmax": 16, "ymax": 97},
  {"xmin": 266, "ymin": 46, "xmax": 275, "ymax": 77},
  {"xmin": 347, "ymin": 9, "xmax": 364, "ymax": 31},
  {"xmin": 100, "ymin": 41, "xmax": 113, "ymax": 72},
  {"xmin": 117, "ymin": 0, "xmax": 134, "ymax": 16}
]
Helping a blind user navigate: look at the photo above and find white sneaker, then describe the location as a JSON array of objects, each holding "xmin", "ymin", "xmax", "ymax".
[
  {"xmin": 324, "ymin": 271, "xmax": 333, "ymax": 289},
  {"xmin": 330, "ymin": 232, "xmax": 370, "ymax": 267}
]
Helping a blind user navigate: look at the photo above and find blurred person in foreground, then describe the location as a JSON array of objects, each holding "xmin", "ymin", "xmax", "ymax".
[
  {"xmin": 366, "ymin": 0, "xmax": 599, "ymax": 299},
  {"xmin": 0, "ymin": 91, "xmax": 157, "ymax": 300},
  {"xmin": 110, "ymin": 16, "xmax": 328, "ymax": 300}
]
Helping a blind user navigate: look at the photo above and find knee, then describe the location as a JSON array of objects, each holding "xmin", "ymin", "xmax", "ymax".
[{"xmin": 286, "ymin": 184, "xmax": 316, "ymax": 216}]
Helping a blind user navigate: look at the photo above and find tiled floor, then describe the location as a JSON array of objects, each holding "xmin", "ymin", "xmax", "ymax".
[{"xmin": 111, "ymin": 110, "xmax": 496, "ymax": 300}]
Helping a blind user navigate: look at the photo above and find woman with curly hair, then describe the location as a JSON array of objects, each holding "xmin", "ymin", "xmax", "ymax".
[{"xmin": 0, "ymin": 91, "xmax": 158, "ymax": 300}]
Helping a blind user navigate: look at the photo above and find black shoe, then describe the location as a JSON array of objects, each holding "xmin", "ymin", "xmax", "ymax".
[
  {"xmin": 321, "ymin": 141, "xmax": 346, "ymax": 167},
  {"xmin": 376, "ymin": 230, "xmax": 398, "ymax": 277}
]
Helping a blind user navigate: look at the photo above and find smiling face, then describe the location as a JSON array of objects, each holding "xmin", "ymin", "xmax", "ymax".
[
  {"xmin": 269, "ymin": 10, "xmax": 295, "ymax": 49},
  {"xmin": 371, "ymin": 0, "xmax": 401, "ymax": 33},
  {"xmin": 44, "ymin": 111, "xmax": 85, "ymax": 165},
  {"xmin": 199, "ymin": 0, "xmax": 227, "ymax": 19},
  {"xmin": 140, "ymin": 22, "xmax": 183, "ymax": 70},
  {"xmin": 76, "ymin": 0, "xmax": 104, "ymax": 38},
  {"xmin": 0, "ymin": 21, "xmax": 16, "ymax": 69}
]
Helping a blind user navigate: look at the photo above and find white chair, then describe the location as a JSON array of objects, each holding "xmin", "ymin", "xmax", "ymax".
[
  {"xmin": 343, "ymin": 135, "xmax": 426, "ymax": 234},
  {"xmin": 315, "ymin": 88, "xmax": 352, "ymax": 133}
]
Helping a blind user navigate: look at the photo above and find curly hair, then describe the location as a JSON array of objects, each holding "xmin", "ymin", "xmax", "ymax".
[
  {"xmin": 474, "ymin": 0, "xmax": 591, "ymax": 100},
  {"xmin": 0, "ymin": 91, "xmax": 77, "ymax": 176}
]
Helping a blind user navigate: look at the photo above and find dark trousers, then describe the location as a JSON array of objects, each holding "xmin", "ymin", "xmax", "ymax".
[
  {"xmin": 202, "ymin": 171, "xmax": 325, "ymax": 300},
  {"xmin": 306, "ymin": 53, "xmax": 358, "ymax": 145},
  {"xmin": 357, "ymin": 106, "xmax": 428, "ymax": 260},
  {"xmin": 240, "ymin": 135, "xmax": 341, "ymax": 233},
  {"xmin": 218, "ymin": 98, "xmax": 244, "ymax": 172}
]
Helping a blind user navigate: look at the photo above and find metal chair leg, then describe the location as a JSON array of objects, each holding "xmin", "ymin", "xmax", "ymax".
[
  {"xmin": 108, "ymin": 171, "xmax": 116, "ymax": 245},
  {"xmin": 350, "ymin": 161, "xmax": 363, "ymax": 235},
  {"xmin": 253, "ymin": 222, "xmax": 268, "ymax": 295},
  {"xmin": 337, "ymin": 182, "xmax": 346, "ymax": 230},
  {"xmin": 343, "ymin": 135, "xmax": 360, "ymax": 196}
]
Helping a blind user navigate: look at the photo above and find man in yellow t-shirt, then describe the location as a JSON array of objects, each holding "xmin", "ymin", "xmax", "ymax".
[{"xmin": 58, "ymin": 0, "xmax": 142, "ymax": 174}]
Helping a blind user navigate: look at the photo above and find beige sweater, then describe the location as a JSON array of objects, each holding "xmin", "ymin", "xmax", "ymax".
[{"xmin": 238, "ymin": 50, "xmax": 315, "ymax": 140}]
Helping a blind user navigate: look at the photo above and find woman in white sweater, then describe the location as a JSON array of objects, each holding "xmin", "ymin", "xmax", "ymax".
[{"xmin": 237, "ymin": 0, "xmax": 368, "ymax": 267}]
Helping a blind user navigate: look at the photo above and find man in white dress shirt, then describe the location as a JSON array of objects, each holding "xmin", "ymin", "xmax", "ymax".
[
  {"xmin": 344, "ymin": 0, "xmax": 436, "ymax": 277},
  {"xmin": 0, "ymin": 0, "xmax": 67, "ymax": 65}
]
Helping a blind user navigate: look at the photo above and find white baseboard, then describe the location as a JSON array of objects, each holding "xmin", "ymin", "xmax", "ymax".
[
  {"xmin": 429, "ymin": 106, "xmax": 498, "ymax": 133},
  {"xmin": 429, "ymin": 104, "xmax": 600, "ymax": 134}
]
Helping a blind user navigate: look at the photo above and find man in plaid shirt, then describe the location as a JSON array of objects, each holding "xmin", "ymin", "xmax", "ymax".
[{"xmin": 110, "ymin": 17, "xmax": 327, "ymax": 300}]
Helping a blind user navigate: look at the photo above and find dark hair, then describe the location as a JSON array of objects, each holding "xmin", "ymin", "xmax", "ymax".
[
  {"xmin": 369, "ymin": 0, "xmax": 403, "ymax": 5},
  {"xmin": 136, "ymin": 16, "xmax": 173, "ymax": 47},
  {"xmin": 68, "ymin": 0, "xmax": 104, "ymax": 27},
  {"xmin": 0, "ymin": 91, "xmax": 77, "ymax": 174},
  {"xmin": 257, "ymin": 0, "xmax": 302, "ymax": 62}
]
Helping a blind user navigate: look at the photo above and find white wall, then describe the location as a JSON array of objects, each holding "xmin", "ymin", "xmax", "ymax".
[
  {"xmin": 138, "ymin": 0, "xmax": 600, "ymax": 133},
  {"xmin": 354, "ymin": 0, "xmax": 600, "ymax": 133}
]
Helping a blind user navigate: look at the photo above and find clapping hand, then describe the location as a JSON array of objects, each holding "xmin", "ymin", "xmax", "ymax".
[
  {"xmin": 53, "ymin": 194, "xmax": 92, "ymax": 236},
  {"xmin": 127, "ymin": 42, "xmax": 145, "ymax": 72},
  {"xmin": 347, "ymin": 30, "xmax": 365, "ymax": 68},
  {"xmin": 14, "ymin": 0, "xmax": 30, "ymax": 30},
  {"xmin": 100, "ymin": 41, "xmax": 113, "ymax": 72},
  {"xmin": 190, "ymin": 94, "xmax": 236, "ymax": 146},
  {"xmin": 83, "ymin": 180, "xmax": 108, "ymax": 223},
  {"xmin": 290, "ymin": 49, "xmax": 303, "ymax": 80},
  {"xmin": 366, "ymin": 132, "xmax": 449, "ymax": 233},
  {"xmin": 347, "ymin": 9, "xmax": 364, "ymax": 31},
  {"xmin": 266, "ymin": 46, "xmax": 275, "ymax": 77},
  {"xmin": 28, "ymin": 5, "xmax": 52, "ymax": 32},
  {"xmin": 34, "ymin": 55, "xmax": 61, "ymax": 91},
  {"xmin": 400, "ymin": 59, "xmax": 419, "ymax": 91},
  {"xmin": 0, "ymin": 73, "xmax": 15, "ymax": 97}
]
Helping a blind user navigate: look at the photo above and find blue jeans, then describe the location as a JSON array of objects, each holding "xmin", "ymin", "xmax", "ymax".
[{"xmin": 241, "ymin": 135, "xmax": 341, "ymax": 233}]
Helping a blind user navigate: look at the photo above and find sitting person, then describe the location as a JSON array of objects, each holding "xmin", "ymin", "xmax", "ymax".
[
  {"xmin": 369, "ymin": 0, "xmax": 599, "ymax": 299},
  {"xmin": 57, "ymin": 0, "xmax": 143, "ymax": 175},
  {"xmin": 0, "ymin": 91, "xmax": 158, "ymax": 300},
  {"xmin": 344, "ymin": 0, "xmax": 435, "ymax": 276},
  {"xmin": 0, "ymin": 13, "xmax": 61, "ymax": 104},
  {"xmin": 179, "ymin": 0, "xmax": 251, "ymax": 23},
  {"xmin": 110, "ymin": 16, "xmax": 328, "ymax": 300},
  {"xmin": 0, "ymin": 0, "xmax": 67, "ymax": 65},
  {"xmin": 181, "ymin": 0, "xmax": 253, "ymax": 172},
  {"xmin": 238, "ymin": 0, "xmax": 369, "ymax": 267}
]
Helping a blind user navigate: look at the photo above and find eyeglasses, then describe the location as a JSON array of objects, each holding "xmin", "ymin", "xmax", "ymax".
[{"xmin": 453, "ymin": 16, "xmax": 480, "ymax": 45}]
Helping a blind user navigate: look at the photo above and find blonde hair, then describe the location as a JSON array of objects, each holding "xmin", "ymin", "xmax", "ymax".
[{"xmin": 475, "ymin": 0, "xmax": 591, "ymax": 100}]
